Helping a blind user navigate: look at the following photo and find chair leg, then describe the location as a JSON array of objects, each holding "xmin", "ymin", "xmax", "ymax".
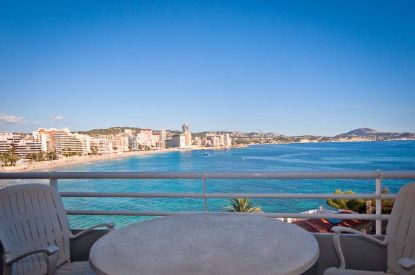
[
  {"xmin": 333, "ymin": 233, "xmax": 346, "ymax": 269},
  {"xmin": 3, "ymin": 262, "xmax": 12, "ymax": 275},
  {"xmin": 46, "ymin": 252, "xmax": 58, "ymax": 275}
]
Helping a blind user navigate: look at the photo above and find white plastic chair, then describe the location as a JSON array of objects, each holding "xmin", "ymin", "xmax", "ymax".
[
  {"xmin": 324, "ymin": 183, "xmax": 415, "ymax": 275},
  {"xmin": 0, "ymin": 184, "xmax": 114, "ymax": 275}
]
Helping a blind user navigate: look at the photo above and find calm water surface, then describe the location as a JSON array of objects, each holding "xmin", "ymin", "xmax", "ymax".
[{"xmin": 14, "ymin": 141, "xmax": 415, "ymax": 228}]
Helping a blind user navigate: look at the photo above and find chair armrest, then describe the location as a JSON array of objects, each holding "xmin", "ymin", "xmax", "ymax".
[
  {"xmin": 332, "ymin": 226, "xmax": 388, "ymax": 246},
  {"xmin": 331, "ymin": 226, "xmax": 387, "ymax": 269},
  {"xmin": 70, "ymin": 222, "xmax": 115, "ymax": 239},
  {"xmin": 4, "ymin": 245, "xmax": 59, "ymax": 275},
  {"xmin": 399, "ymin": 258, "xmax": 415, "ymax": 271}
]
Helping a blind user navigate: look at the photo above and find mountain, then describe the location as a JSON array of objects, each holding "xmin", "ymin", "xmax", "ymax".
[
  {"xmin": 341, "ymin": 128, "xmax": 380, "ymax": 136},
  {"xmin": 336, "ymin": 128, "xmax": 415, "ymax": 139}
]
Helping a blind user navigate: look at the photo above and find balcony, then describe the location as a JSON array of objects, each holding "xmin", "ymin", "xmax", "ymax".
[{"xmin": 1, "ymin": 170, "xmax": 414, "ymax": 274}]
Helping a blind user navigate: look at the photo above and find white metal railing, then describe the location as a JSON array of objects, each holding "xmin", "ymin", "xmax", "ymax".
[{"xmin": 1, "ymin": 170, "xmax": 415, "ymax": 234}]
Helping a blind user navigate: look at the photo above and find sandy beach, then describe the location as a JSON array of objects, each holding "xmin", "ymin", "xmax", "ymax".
[{"xmin": 0, "ymin": 146, "xmax": 235, "ymax": 172}]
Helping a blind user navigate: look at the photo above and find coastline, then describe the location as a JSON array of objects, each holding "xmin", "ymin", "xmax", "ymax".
[
  {"xmin": 1, "ymin": 139, "xmax": 411, "ymax": 173},
  {"xmin": 0, "ymin": 146, "xmax": 240, "ymax": 172}
]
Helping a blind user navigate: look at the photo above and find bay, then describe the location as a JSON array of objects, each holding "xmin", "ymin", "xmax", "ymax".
[{"xmin": 31, "ymin": 141, "xmax": 415, "ymax": 228}]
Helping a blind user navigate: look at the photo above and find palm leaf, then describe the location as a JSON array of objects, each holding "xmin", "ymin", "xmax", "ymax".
[{"xmin": 225, "ymin": 198, "xmax": 262, "ymax": 213}]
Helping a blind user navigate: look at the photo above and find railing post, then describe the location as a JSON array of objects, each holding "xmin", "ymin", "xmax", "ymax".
[
  {"xmin": 202, "ymin": 175, "xmax": 207, "ymax": 212},
  {"xmin": 50, "ymin": 171, "xmax": 58, "ymax": 190},
  {"xmin": 375, "ymin": 170, "xmax": 382, "ymax": 235}
]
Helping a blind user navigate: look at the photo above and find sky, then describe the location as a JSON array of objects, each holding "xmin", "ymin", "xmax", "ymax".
[{"xmin": 0, "ymin": 0, "xmax": 414, "ymax": 136}]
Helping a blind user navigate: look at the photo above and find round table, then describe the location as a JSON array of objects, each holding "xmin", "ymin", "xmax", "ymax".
[{"xmin": 89, "ymin": 213, "xmax": 319, "ymax": 275}]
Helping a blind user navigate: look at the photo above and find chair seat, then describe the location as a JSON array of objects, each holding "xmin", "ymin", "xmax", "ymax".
[
  {"xmin": 12, "ymin": 260, "xmax": 94, "ymax": 275},
  {"xmin": 56, "ymin": 261, "xmax": 95, "ymax": 275},
  {"xmin": 12, "ymin": 254, "xmax": 47, "ymax": 275},
  {"xmin": 324, "ymin": 267, "xmax": 389, "ymax": 275}
]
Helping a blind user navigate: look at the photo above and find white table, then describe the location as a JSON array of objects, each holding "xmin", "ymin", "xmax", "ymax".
[{"xmin": 89, "ymin": 213, "xmax": 319, "ymax": 275}]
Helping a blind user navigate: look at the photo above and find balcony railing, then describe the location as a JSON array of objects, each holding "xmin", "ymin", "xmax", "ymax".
[{"xmin": 1, "ymin": 170, "xmax": 415, "ymax": 234}]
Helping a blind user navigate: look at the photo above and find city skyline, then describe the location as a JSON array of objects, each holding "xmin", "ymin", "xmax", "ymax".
[
  {"xmin": 1, "ymin": 1, "xmax": 414, "ymax": 135},
  {"xmin": 2, "ymin": 124, "xmax": 414, "ymax": 138}
]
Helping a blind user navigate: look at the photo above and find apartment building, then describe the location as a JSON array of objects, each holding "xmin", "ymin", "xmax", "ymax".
[
  {"xmin": 0, "ymin": 132, "xmax": 13, "ymax": 154},
  {"xmin": 0, "ymin": 132, "xmax": 42, "ymax": 158},
  {"xmin": 204, "ymin": 133, "xmax": 231, "ymax": 147},
  {"xmin": 114, "ymin": 134, "xmax": 129, "ymax": 152},
  {"xmin": 33, "ymin": 128, "xmax": 91, "ymax": 156},
  {"xmin": 130, "ymin": 129, "xmax": 163, "ymax": 150},
  {"xmin": 193, "ymin": 136, "xmax": 202, "ymax": 146},
  {"xmin": 224, "ymin": 133, "xmax": 232, "ymax": 147},
  {"xmin": 14, "ymin": 137, "xmax": 42, "ymax": 158},
  {"xmin": 182, "ymin": 123, "xmax": 192, "ymax": 147},
  {"xmin": 89, "ymin": 137, "xmax": 113, "ymax": 154},
  {"xmin": 168, "ymin": 134, "xmax": 186, "ymax": 148}
]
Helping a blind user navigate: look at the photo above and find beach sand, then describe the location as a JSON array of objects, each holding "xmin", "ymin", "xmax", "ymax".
[{"xmin": 0, "ymin": 146, "xmax": 234, "ymax": 172}]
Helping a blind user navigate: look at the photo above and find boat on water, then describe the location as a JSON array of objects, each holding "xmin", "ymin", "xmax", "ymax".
[{"xmin": 203, "ymin": 152, "xmax": 209, "ymax": 155}]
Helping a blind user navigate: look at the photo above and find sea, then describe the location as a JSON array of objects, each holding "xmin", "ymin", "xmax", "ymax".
[{"xmin": 9, "ymin": 141, "xmax": 415, "ymax": 228}]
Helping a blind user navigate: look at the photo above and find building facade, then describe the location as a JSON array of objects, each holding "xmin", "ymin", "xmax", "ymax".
[{"xmin": 182, "ymin": 123, "xmax": 192, "ymax": 147}]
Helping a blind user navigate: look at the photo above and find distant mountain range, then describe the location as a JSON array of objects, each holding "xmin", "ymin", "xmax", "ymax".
[
  {"xmin": 336, "ymin": 128, "xmax": 415, "ymax": 139},
  {"xmin": 75, "ymin": 126, "xmax": 414, "ymax": 141}
]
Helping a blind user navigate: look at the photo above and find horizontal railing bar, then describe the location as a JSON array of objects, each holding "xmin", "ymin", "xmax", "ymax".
[
  {"xmin": 1, "ymin": 170, "xmax": 415, "ymax": 179},
  {"xmin": 60, "ymin": 192, "xmax": 397, "ymax": 200},
  {"xmin": 66, "ymin": 210, "xmax": 191, "ymax": 216},
  {"xmin": 205, "ymin": 193, "xmax": 396, "ymax": 200},
  {"xmin": 262, "ymin": 213, "xmax": 391, "ymax": 220},
  {"xmin": 61, "ymin": 192, "xmax": 203, "ymax": 198},
  {"xmin": 66, "ymin": 210, "xmax": 391, "ymax": 220}
]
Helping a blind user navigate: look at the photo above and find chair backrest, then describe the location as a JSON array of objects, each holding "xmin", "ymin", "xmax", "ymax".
[
  {"xmin": 0, "ymin": 184, "xmax": 71, "ymax": 271},
  {"xmin": 386, "ymin": 183, "xmax": 415, "ymax": 274}
]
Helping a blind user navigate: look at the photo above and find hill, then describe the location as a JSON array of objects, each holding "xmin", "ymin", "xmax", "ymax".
[
  {"xmin": 77, "ymin": 127, "xmax": 143, "ymax": 136},
  {"xmin": 336, "ymin": 128, "xmax": 415, "ymax": 139}
]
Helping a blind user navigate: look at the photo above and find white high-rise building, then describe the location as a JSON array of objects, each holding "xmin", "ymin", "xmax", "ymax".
[
  {"xmin": 211, "ymin": 136, "xmax": 220, "ymax": 147},
  {"xmin": 182, "ymin": 123, "xmax": 192, "ymax": 147},
  {"xmin": 0, "ymin": 132, "xmax": 42, "ymax": 158},
  {"xmin": 130, "ymin": 129, "xmax": 154, "ymax": 150},
  {"xmin": 130, "ymin": 135, "xmax": 140, "ymax": 151},
  {"xmin": 155, "ymin": 129, "xmax": 166, "ymax": 149},
  {"xmin": 33, "ymin": 128, "xmax": 92, "ymax": 156},
  {"xmin": 15, "ymin": 137, "xmax": 42, "ymax": 158},
  {"xmin": 0, "ymin": 132, "xmax": 13, "ymax": 153},
  {"xmin": 74, "ymin": 133, "xmax": 91, "ymax": 155},
  {"xmin": 109, "ymin": 134, "xmax": 130, "ymax": 153},
  {"xmin": 205, "ymin": 133, "xmax": 221, "ymax": 147},
  {"xmin": 90, "ymin": 137, "xmax": 113, "ymax": 154},
  {"xmin": 218, "ymin": 135, "xmax": 225, "ymax": 146},
  {"xmin": 170, "ymin": 134, "xmax": 186, "ymax": 148},
  {"xmin": 159, "ymin": 129, "xmax": 166, "ymax": 141},
  {"xmin": 135, "ymin": 129, "xmax": 155, "ymax": 148},
  {"xmin": 118, "ymin": 134, "xmax": 130, "ymax": 152},
  {"xmin": 224, "ymin": 133, "xmax": 232, "ymax": 147}
]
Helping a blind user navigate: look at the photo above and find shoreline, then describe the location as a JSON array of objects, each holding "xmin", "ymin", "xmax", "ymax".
[
  {"xmin": 0, "ymin": 146, "xmax": 241, "ymax": 172},
  {"xmin": 0, "ymin": 139, "xmax": 412, "ymax": 173}
]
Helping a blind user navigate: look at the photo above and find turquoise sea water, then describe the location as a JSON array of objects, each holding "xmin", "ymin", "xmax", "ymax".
[{"xmin": 33, "ymin": 141, "xmax": 415, "ymax": 228}]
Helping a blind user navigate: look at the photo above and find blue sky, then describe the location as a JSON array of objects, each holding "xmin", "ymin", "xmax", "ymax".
[{"xmin": 0, "ymin": 0, "xmax": 414, "ymax": 136}]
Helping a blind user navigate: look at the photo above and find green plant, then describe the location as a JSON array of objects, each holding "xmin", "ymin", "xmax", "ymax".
[
  {"xmin": 26, "ymin": 152, "xmax": 46, "ymax": 162},
  {"xmin": 225, "ymin": 198, "xmax": 262, "ymax": 213},
  {"xmin": 326, "ymin": 189, "xmax": 367, "ymax": 213},
  {"xmin": 376, "ymin": 188, "xmax": 394, "ymax": 214},
  {"xmin": 47, "ymin": 149, "xmax": 57, "ymax": 160},
  {"xmin": 327, "ymin": 188, "xmax": 395, "ymax": 214}
]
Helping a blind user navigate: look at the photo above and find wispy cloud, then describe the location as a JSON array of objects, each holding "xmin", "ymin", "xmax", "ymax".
[
  {"xmin": 49, "ymin": 114, "xmax": 64, "ymax": 121},
  {"xmin": 0, "ymin": 113, "xmax": 26, "ymax": 124}
]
